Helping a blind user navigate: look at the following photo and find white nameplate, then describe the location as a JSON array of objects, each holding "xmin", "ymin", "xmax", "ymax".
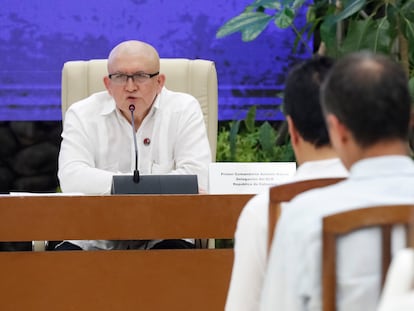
[{"xmin": 209, "ymin": 162, "xmax": 296, "ymax": 194}]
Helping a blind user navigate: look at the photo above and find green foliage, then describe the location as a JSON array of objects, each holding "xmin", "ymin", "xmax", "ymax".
[
  {"xmin": 216, "ymin": 0, "xmax": 314, "ymax": 52},
  {"xmin": 216, "ymin": 0, "xmax": 414, "ymax": 96},
  {"xmin": 216, "ymin": 12, "xmax": 273, "ymax": 42},
  {"xmin": 216, "ymin": 106, "xmax": 295, "ymax": 162}
]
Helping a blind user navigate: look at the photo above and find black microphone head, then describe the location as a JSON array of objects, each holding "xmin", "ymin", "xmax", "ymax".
[
  {"xmin": 129, "ymin": 104, "xmax": 135, "ymax": 112},
  {"xmin": 133, "ymin": 170, "xmax": 140, "ymax": 183}
]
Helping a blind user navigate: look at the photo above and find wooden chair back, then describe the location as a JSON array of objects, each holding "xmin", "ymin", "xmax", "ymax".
[
  {"xmin": 268, "ymin": 178, "xmax": 345, "ymax": 251},
  {"xmin": 322, "ymin": 204, "xmax": 414, "ymax": 311},
  {"xmin": 0, "ymin": 194, "xmax": 252, "ymax": 311}
]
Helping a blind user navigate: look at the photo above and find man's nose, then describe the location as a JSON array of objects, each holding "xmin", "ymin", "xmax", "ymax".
[{"xmin": 125, "ymin": 77, "xmax": 137, "ymax": 91}]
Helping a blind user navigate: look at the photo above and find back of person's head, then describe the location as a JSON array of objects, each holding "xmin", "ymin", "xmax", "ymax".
[
  {"xmin": 283, "ymin": 55, "xmax": 335, "ymax": 148},
  {"xmin": 321, "ymin": 51, "xmax": 411, "ymax": 147}
]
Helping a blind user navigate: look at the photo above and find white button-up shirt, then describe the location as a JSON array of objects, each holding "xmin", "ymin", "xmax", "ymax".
[
  {"xmin": 260, "ymin": 156, "xmax": 414, "ymax": 311},
  {"xmin": 58, "ymin": 87, "xmax": 211, "ymax": 194},
  {"xmin": 58, "ymin": 87, "xmax": 211, "ymax": 250},
  {"xmin": 225, "ymin": 158, "xmax": 348, "ymax": 311}
]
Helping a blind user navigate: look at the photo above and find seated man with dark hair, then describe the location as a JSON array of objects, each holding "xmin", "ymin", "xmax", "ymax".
[{"xmin": 225, "ymin": 56, "xmax": 348, "ymax": 311}]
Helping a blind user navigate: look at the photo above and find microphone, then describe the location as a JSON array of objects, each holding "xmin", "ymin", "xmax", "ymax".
[{"xmin": 129, "ymin": 104, "xmax": 140, "ymax": 183}]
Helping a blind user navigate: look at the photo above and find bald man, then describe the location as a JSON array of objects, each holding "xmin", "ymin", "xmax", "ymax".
[{"xmin": 57, "ymin": 40, "xmax": 211, "ymax": 250}]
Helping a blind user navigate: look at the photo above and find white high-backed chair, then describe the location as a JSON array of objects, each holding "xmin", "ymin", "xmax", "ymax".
[{"xmin": 61, "ymin": 58, "xmax": 218, "ymax": 159}]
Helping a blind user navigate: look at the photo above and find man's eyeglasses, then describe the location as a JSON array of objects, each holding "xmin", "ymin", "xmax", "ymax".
[{"xmin": 108, "ymin": 72, "xmax": 159, "ymax": 84}]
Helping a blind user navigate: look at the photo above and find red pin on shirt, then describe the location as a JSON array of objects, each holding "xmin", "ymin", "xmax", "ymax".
[{"xmin": 143, "ymin": 138, "xmax": 151, "ymax": 146}]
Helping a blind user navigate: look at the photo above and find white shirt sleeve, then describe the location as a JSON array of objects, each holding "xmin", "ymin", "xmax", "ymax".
[
  {"xmin": 225, "ymin": 191, "xmax": 269, "ymax": 311},
  {"xmin": 58, "ymin": 107, "xmax": 116, "ymax": 194},
  {"xmin": 259, "ymin": 202, "xmax": 306, "ymax": 311},
  {"xmin": 377, "ymin": 248, "xmax": 414, "ymax": 311},
  {"xmin": 163, "ymin": 95, "xmax": 211, "ymax": 191}
]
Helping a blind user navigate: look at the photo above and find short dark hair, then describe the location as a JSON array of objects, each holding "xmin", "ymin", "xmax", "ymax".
[
  {"xmin": 283, "ymin": 55, "xmax": 335, "ymax": 147},
  {"xmin": 321, "ymin": 51, "xmax": 411, "ymax": 147}
]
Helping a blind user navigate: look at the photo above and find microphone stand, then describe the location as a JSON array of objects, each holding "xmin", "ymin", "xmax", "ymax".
[{"xmin": 129, "ymin": 104, "xmax": 140, "ymax": 183}]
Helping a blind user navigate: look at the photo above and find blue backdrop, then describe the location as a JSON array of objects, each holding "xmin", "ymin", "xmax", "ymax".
[{"xmin": 0, "ymin": 0, "xmax": 311, "ymax": 121}]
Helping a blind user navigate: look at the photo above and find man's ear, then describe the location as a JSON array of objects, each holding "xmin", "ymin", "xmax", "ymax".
[
  {"xmin": 156, "ymin": 74, "xmax": 166, "ymax": 93},
  {"xmin": 287, "ymin": 116, "xmax": 299, "ymax": 145},
  {"xmin": 103, "ymin": 76, "xmax": 112, "ymax": 96},
  {"xmin": 326, "ymin": 114, "xmax": 348, "ymax": 145}
]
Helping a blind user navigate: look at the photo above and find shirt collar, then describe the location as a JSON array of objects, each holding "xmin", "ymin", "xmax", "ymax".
[
  {"xmin": 99, "ymin": 88, "xmax": 164, "ymax": 119},
  {"xmin": 350, "ymin": 155, "xmax": 414, "ymax": 179},
  {"xmin": 100, "ymin": 92, "xmax": 116, "ymax": 116}
]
